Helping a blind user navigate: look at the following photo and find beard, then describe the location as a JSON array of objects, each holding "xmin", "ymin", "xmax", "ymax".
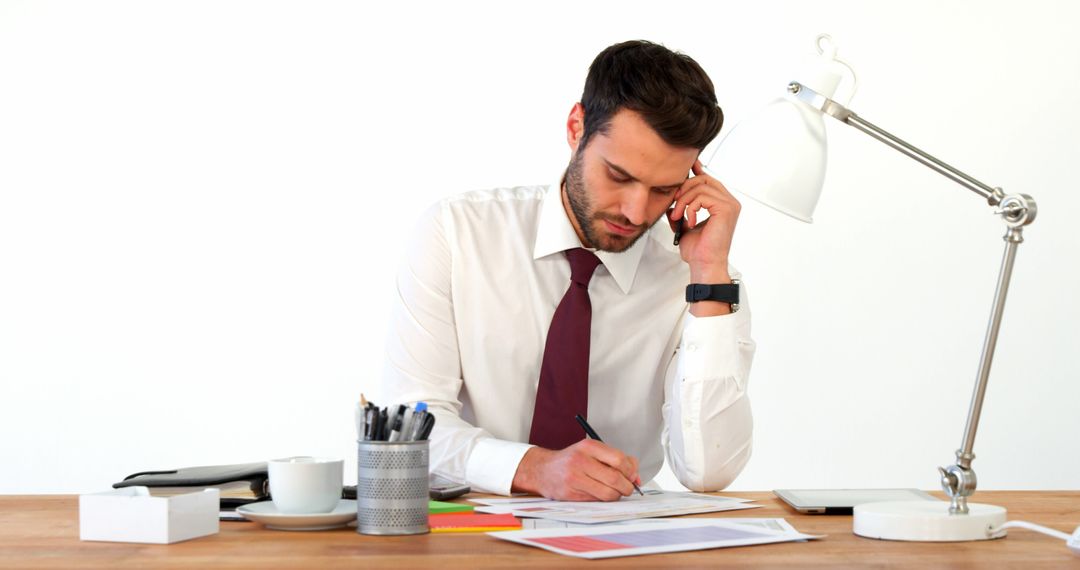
[{"xmin": 563, "ymin": 148, "xmax": 649, "ymax": 253}]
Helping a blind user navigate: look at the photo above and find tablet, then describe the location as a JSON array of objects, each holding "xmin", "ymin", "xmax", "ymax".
[{"xmin": 773, "ymin": 488, "xmax": 938, "ymax": 515}]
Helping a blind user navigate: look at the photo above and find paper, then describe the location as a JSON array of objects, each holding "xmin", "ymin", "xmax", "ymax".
[
  {"xmin": 469, "ymin": 496, "xmax": 554, "ymax": 506},
  {"xmin": 474, "ymin": 490, "xmax": 759, "ymax": 524},
  {"xmin": 490, "ymin": 518, "xmax": 822, "ymax": 559},
  {"xmin": 520, "ymin": 516, "xmax": 797, "ymax": 533}
]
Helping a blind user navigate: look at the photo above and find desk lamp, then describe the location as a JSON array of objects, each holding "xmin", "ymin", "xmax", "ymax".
[{"xmin": 706, "ymin": 35, "xmax": 1037, "ymax": 542}]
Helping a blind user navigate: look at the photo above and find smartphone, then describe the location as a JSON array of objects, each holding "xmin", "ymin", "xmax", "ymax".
[
  {"xmin": 343, "ymin": 479, "xmax": 472, "ymax": 501},
  {"xmin": 429, "ymin": 476, "xmax": 471, "ymax": 500},
  {"xmin": 670, "ymin": 167, "xmax": 696, "ymax": 246}
]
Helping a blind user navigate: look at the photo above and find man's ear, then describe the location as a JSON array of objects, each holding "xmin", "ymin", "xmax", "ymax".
[{"xmin": 566, "ymin": 102, "xmax": 585, "ymax": 153}]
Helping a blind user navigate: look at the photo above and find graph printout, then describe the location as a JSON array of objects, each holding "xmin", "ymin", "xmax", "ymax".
[{"xmin": 490, "ymin": 519, "xmax": 823, "ymax": 559}]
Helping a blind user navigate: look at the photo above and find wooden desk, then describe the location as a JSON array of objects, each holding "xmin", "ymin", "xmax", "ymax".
[{"xmin": 2, "ymin": 492, "xmax": 1077, "ymax": 568}]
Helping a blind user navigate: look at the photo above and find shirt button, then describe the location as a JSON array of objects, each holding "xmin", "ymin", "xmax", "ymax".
[{"xmin": 686, "ymin": 344, "xmax": 697, "ymax": 352}]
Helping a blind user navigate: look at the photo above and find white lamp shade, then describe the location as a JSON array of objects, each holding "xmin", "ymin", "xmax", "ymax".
[{"xmin": 706, "ymin": 95, "xmax": 828, "ymax": 223}]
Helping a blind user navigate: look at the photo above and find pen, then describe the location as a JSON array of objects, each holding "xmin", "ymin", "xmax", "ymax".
[
  {"xmin": 417, "ymin": 413, "xmax": 436, "ymax": 441},
  {"xmin": 398, "ymin": 406, "xmax": 416, "ymax": 441},
  {"xmin": 388, "ymin": 404, "xmax": 407, "ymax": 442},
  {"xmin": 363, "ymin": 406, "xmax": 375, "ymax": 441},
  {"xmin": 377, "ymin": 408, "xmax": 389, "ymax": 441},
  {"xmin": 574, "ymin": 414, "xmax": 644, "ymax": 496},
  {"xmin": 407, "ymin": 403, "xmax": 429, "ymax": 441}
]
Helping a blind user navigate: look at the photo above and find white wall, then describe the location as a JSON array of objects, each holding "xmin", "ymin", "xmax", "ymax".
[{"xmin": 2, "ymin": 0, "xmax": 1077, "ymax": 494}]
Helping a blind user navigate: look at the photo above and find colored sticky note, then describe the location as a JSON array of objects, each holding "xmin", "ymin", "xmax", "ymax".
[
  {"xmin": 429, "ymin": 513, "xmax": 521, "ymax": 533},
  {"xmin": 428, "ymin": 500, "xmax": 474, "ymax": 515}
]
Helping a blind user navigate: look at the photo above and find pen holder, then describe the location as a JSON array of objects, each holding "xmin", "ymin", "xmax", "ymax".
[{"xmin": 356, "ymin": 439, "xmax": 429, "ymax": 535}]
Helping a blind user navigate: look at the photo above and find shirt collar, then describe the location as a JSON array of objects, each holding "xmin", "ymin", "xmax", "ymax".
[{"xmin": 532, "ymin": 176, "xmax": 648, "ymax": 295}]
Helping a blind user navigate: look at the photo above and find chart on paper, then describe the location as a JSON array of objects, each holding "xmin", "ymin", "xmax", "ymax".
[{"xmin": 490, "ymin": 518, "xmax": 822, "ymax": 559}]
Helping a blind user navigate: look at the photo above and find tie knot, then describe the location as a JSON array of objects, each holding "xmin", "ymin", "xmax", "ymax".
[{"xmin": 566, "ymin": 248, "xmax": 601, "ymax": 286}]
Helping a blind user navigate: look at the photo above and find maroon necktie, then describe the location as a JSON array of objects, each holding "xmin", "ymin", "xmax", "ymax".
[{"xmin": 528, "ymin": 248, "xmax": 602, "ymax": 450}]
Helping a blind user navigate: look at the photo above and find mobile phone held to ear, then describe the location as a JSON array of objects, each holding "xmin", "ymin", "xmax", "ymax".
[
  {"xmin": 669, "ymin": 207, "xmax": 684, "ymax": 246},
  {"xmin": 670, "ymin": 166, "xmax": 696, "ymax": 246},
  {"xmin": 673, "ymin": 216, "xmax": 684, "ymax": 246}
]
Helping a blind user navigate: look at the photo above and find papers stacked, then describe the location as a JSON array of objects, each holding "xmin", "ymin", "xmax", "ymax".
[
  {"xmin": 471, "ymin": 490, "xmax": 760, "ymax": 524},
  {"xmin": 489, "ymin": 518, "xmax": 821, "ymax": 559},
  {"xmin": 470, "ymin": 491, "xmax": 822, "ymax": 559}
]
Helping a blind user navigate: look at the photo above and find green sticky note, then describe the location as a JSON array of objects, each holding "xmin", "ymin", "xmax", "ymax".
[{"xmin": 428, "ymin": 500, "xmax": 474, "ymax": 514}]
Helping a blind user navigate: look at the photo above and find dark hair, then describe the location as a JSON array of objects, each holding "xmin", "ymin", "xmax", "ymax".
[{"xmin": 580, "ymin": 40, "xmax": 723, "ymax": 151}]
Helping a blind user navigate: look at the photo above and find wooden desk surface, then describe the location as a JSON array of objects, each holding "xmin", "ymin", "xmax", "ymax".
[{"xmin": 2, "ymin": 491, "xmax": 1077, "ymax": 568}]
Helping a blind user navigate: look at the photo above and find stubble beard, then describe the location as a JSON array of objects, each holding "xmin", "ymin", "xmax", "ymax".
[{"xmin": 563, "ymin": 149, "xmax": 647, "ymax": 253}]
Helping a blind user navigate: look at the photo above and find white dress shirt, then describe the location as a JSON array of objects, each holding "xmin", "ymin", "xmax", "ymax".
[{"xmin": 382, "ymin": 181, "xmax": 755, "ymax": 495}]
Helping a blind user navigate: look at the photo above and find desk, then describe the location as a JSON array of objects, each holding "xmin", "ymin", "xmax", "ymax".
[{"xmin": 2, "ymin": 491, "xmax": 1077, "ymax": 568}]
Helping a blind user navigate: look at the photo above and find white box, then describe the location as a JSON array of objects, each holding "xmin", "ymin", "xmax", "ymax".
[{"xmin": 79, "ymin": 486, "xmax": 220, "ymax": 544}]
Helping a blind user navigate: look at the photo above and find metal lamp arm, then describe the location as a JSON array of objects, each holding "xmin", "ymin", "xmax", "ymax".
[{"xmin": 788, "ymin": 81, "xmax": 1038, "ymax": 515}]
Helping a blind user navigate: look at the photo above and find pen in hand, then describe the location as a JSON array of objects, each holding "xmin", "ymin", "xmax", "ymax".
[{"xmin": 574, "ymin": 414, "xmax": 644, "ymax": 496}]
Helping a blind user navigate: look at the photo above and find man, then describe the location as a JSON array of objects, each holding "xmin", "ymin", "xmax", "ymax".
[{"xmin": 382, "ymin": 40, "xmax": 754, "ymax": 501}]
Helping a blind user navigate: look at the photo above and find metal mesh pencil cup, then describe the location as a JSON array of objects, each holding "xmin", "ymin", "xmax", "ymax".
[{"xmin": 356, "ymin": 440, "xmax": 429, "ymax": 535}]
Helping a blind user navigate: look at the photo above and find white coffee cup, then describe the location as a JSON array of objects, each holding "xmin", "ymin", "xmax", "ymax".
[{"xmin": 268, "ymin": 456, "xmax": 344, "ymax": 514}]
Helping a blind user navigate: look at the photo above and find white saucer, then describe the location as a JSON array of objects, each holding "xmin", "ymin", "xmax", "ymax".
[{"xmin": 236, "ymin": 500, "xmax": 357, "ymax": 531}]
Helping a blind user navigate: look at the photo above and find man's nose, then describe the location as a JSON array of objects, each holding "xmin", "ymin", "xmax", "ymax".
[{"xmin": 621, "ymin": 185, "xmax": 649, "ymax": 227}]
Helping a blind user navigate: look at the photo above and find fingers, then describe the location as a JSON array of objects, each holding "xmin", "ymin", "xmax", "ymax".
[
  {"xmin": 578, "ymin": 439, "xmax": 638, "ymax": 480},
  {"xmin": 671, "ymin": 173, "xmax": 739, "ymax": 230},
  {"xmin": 517, "ymin": 439, "xmax": 644, "ymax": 502},
  {"xmin": 554, "ymin": 440, "xmax": 641, "ymax": 501},
  {"xmin": 576, "ymin": 440, "xmax": 639, "ymax": 499}
]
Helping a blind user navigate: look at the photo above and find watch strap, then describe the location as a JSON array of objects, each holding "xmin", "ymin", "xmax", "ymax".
[{"xmin": 685, "ymin": 282, "xmax": 740, "ymax": 305}]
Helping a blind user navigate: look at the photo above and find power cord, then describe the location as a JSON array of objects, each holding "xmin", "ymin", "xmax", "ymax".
[{"xmin": 988, "ymin": 520, "xmax": 1080, "ymax": 556}]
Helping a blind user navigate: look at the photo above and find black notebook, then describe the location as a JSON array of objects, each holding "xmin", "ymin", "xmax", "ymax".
[{"xmin": 114, "ymin": 462, "xmax": 269, "ymax": 508}]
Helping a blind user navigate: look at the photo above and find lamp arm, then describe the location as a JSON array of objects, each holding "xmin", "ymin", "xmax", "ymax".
[
  {"xmin": 788, "ymin": 81, "xmax": 1009, "ymax": 205},
  {"xmin": 789, "ymin": 81, "xmax": 1038, "ymax": 515}
]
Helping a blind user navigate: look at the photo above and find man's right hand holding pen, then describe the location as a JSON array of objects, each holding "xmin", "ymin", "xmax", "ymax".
[
  {"xmin": 510, "ymin": 414, "xmax": 643, "ymax": 501},
  {"xmin": 511, "ymin": 440, "xmax": 642, "ymax": 501}
]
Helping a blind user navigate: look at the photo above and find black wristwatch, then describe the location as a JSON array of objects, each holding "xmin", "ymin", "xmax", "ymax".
[{"xmin": 685, "ymin": 279, "xmax": 740, "ymax": 312}]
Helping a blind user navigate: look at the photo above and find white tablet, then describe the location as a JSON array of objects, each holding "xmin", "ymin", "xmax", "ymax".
[{"xmin": 773, "ymin": 488, "xmax": 938, "ymax": 514}]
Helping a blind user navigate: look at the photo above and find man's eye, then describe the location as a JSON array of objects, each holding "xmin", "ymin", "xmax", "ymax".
[{"xmin": 609, "ymin": 174, "xmax": 630, "ymax": 184}]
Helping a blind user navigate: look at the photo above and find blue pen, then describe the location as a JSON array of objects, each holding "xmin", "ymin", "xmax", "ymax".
[{"xmin": 406, "ymin": 402, "xmax": 428, "ymax": 441}]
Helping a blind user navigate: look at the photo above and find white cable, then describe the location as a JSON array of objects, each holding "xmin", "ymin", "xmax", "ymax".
[
  {"xmin": 990, "ymin": 520, "xmax": 1072, "ymax": 541},
  {"xmin": 814, "ymin": 33, "xmax": 859, "ymax": 103}
]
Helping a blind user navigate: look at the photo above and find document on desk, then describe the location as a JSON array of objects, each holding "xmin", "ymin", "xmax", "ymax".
[
  {"xmin": 521, "ymin": 517, "xmax": 798, "ymax": 533},
  {"xmin": 473, "ymin": 490, "xmax": 760, "ymax": 524},
  {"xmin": 490, "ymin": 518, "xmax": 822, "ymax": 559}
]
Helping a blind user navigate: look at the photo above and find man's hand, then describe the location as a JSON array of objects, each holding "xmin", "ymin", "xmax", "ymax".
[
  {"xmin": 669, "ymin": 159, "xmax": 741, "ymax": 316},
  {"xmin": 511, "ymin": 440, "xmax": 641, "ymax": 501}
]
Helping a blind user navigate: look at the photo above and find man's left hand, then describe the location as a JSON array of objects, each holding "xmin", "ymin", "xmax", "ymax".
[{"xmin": 669, "ymin": 160, "xmax": 741, "ymax": 307}]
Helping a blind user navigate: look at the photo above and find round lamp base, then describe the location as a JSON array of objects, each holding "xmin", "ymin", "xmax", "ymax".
[{"xmin": 854, "ymin": 501, "xmax": 1007, "ymax": 542}]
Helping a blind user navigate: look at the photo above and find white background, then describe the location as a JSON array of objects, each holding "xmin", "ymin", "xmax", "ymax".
[{"xmin": 2, "ymin": 0, "xmax": 1077, "ymax": 494}]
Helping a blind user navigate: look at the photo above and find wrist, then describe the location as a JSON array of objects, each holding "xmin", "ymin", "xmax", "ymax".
[
  {"xmin": 686, "ymin": 277, "xmax": 738, "ymax": 318},
  {"xmin": 689, "ymin": 262, "xmax": 730, "ymax": 284},
  {"xmin": 510, "ymin": 446, "xmax": 550, "ymax": 494},
  {"xmin": 689, "ymin": 300, "xmax": 732, "ymax": 317}
]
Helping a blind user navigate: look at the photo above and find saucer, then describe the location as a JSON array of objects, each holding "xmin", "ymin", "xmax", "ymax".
[{"xmin": 236, "ymin": 500, "xmax": 357, "ymax": 531}]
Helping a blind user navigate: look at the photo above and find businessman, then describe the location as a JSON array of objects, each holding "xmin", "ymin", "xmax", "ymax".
[{"xmin": 382, "ymin": 40, "xmax": 755, "ymax": 501}]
